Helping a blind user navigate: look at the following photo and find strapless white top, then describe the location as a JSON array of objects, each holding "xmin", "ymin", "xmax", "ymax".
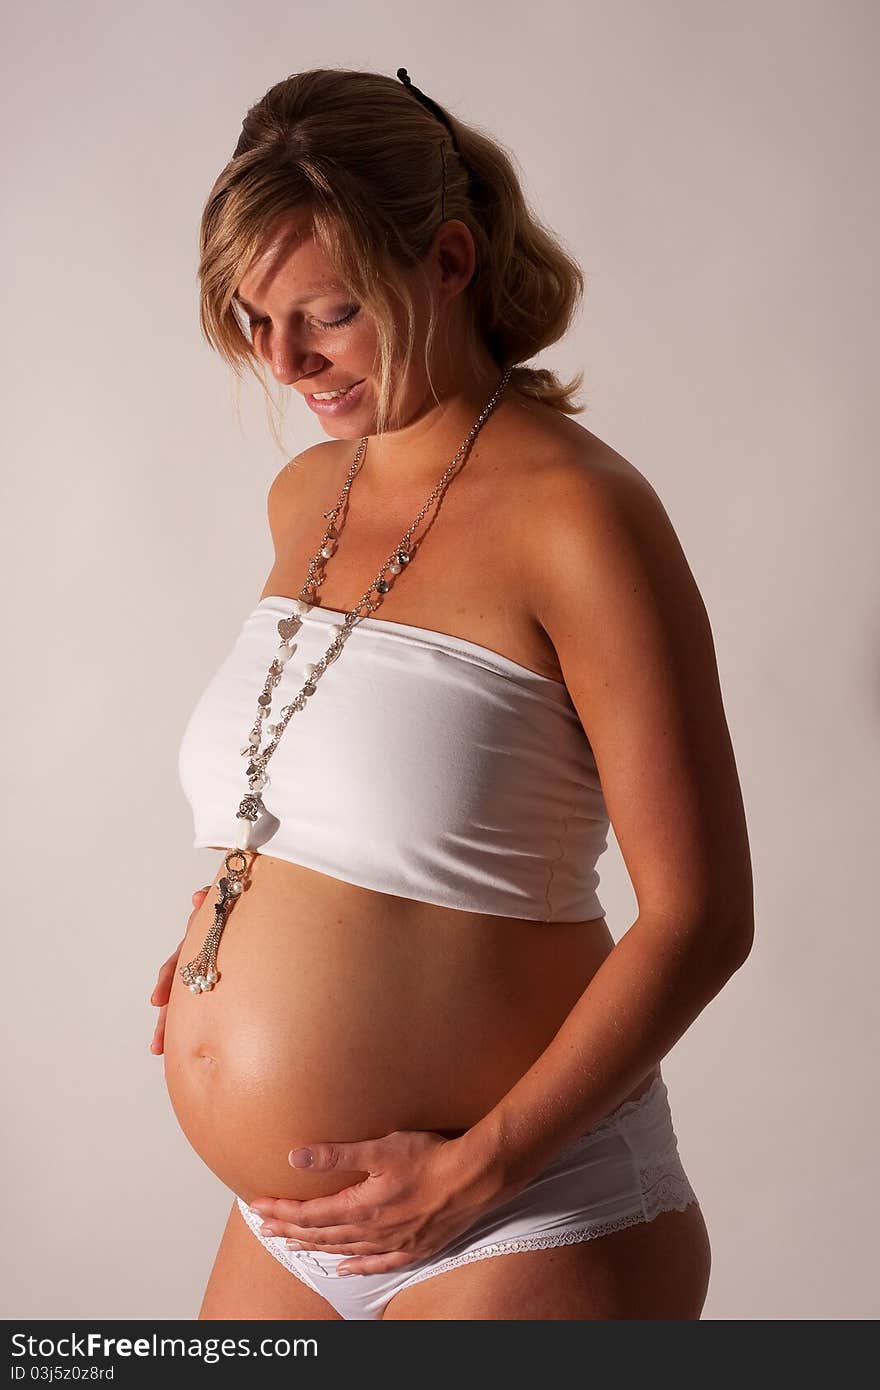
[{"xmin": 177, "ymin": 596, "xmax": 610, "ymax": 922}]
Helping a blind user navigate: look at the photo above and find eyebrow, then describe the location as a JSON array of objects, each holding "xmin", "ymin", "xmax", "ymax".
[{"xmin": 232, "ymin": 285, "xmax": 340, "ymax": 315}]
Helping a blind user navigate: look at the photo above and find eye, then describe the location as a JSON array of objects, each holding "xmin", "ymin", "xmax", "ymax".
[
  {"xmin": 313, "ymin": 306, "xmax": 360, "ymax": 330},
  {"xmin": 247, "ymin": 306, "xmax": 359, "ymax": 335}
]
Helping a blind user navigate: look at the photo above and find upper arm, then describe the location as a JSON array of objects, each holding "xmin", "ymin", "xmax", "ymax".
[{"xmin": 532, "ymin": 451, "xmax": 754, "ymax": 942}]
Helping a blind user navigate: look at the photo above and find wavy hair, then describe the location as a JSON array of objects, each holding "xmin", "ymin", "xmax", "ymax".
[{"xmin": 198, "ymin": 66, "xmax": 587, "ymax": 447}]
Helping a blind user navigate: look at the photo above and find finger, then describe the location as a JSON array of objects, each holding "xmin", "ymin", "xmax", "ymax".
[
  {"xmin": 262, "ymin": 1221, "xmax": 368, "ymax": 1246},
  {"xmin": 151, "ymin": 948, "xmax": 184, "ymax": 1006},
  {"xmin": 249, "ymin": 1190, "xmax": 367, "ymax": 1229},
  {"xmin": 149, "ymin": 885, "xmax": 213, "ymax": 1033},
  {"xmin": 288, "ymin": 1139, "xmax": 385, "ymax": 1175},
  {"xmin": 149, "ymin": 1004, "xmax": 168, "ymax": 1055},
  {"xmin": 150, "ymin": 884, "xmax": 210, "ymax": 1006},
  {"xmin": 336, "ymin": 1251, "xmax": 417, "ymax": 1277},
  {"xmin": 151, "ymin": 954, "xmax": 179, "ymax": 1006},
  {"xmin": 284, "ymin": 1238, "xmax": 380, "ymax": 1255}
]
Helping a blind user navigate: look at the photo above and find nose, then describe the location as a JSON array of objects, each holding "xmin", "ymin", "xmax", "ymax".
[
  {"xmin": 261, "ymin": 334, "xmax": 326, "ymax": 386},
  {"xmin": 272, "ymin": 352, "xmax": 327, "ymax": 387}
]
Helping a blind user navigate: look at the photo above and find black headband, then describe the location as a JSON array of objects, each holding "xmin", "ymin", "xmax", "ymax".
[{"xmin": 396, "ymin": 67, "xmax": 462, "ymax": 157}]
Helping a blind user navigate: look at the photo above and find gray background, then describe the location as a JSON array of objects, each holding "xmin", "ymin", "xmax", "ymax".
[{"xmin": 2, "ymin": 0, "xmax": 877, "ymax": 1319}]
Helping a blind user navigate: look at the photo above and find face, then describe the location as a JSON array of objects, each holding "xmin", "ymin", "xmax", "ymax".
[{"xmin": 234, "ymin": 207, "xmax": 477, "ymax": 441}]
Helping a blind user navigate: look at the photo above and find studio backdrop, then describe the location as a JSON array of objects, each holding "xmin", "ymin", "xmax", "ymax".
[{"xmin": 2, "ymin": 0, "xmax": 877, "ymax": 1320}]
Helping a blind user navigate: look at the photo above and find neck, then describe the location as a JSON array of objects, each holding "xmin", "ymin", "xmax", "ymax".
[{"xmin": 356, "ymin": 365, "xmax": 510, "ymax": 495}]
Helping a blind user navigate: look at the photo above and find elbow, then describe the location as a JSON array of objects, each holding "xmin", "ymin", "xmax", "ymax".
[
  {"xmin": 703, "ymin": 876, "xmax": 756, "ymax": 974},
  {"xmin": 680, "ymin": 901, "xmax": 756, "ymax": 977},
  {"xmin": 637, "ymin": 895, "xmax": 755, "ymax": 975},
  {"xmin": 726, "ymin": 924, "xmax": 754, "ymax": 972},
  {"xmin": 719, "ymin": 909, "xmax": 755, "ymax": 973}
]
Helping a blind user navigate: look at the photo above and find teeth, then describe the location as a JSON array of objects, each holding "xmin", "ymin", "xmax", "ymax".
[{"xmin": 313, "ymin": 387, "xmax": 350, "ymax": 400}]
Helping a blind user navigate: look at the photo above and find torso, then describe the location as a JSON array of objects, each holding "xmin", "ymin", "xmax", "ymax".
[{"xmin": 163, "ymin": 394, "xmax": 661, "ymax": 1206}]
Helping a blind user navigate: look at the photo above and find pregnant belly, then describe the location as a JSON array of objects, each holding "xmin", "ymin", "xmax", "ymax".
[{"xmin": 162, "ymin": 854, "xmax": 614, "ymax": 1207}]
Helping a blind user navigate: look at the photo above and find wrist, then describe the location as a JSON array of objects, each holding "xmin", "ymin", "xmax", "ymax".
[{"xmin": 438, "ymin": 1112, "xmax": 527, "ymax": 1215}]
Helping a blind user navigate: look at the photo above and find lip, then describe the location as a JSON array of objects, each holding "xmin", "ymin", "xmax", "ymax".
[{"xmin": 305, "ymin": 379, "xmax": 366, "ymax": 414}]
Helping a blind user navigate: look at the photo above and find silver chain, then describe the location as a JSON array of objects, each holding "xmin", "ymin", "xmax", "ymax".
[{"xmin": 180, "ymin": 367, "xmax": 513, "ymax": 994}]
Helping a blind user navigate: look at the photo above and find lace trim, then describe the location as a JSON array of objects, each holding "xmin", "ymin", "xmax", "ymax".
[
  {"xmin": 235, "ymin": 1077, "xmax": 698, "ymax": 1297},
  {"xmin": 553, "ymin": 1074, "xmax": 668, "ymax": 1158},
  {"xmin": 393, "ymin": 1179, "xmax": 699, "ymax": 1295},
  {"xmin": 238, "ymin": 1174, "xmax": 698, "ymax": 1293},
  {"xmin": 236, "ymin": 1199, "xmax": 332, "ymax": 1291}
]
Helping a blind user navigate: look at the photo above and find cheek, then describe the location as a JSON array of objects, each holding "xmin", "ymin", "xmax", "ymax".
[{"xmin": 343, "ymin": 319, "xmax": 378, "ymax": 367}]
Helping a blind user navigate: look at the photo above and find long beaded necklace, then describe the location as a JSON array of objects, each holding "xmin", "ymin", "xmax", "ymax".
[{"xmin": 180, "ymin": 367, "xmax": 512, "ymax": 995}]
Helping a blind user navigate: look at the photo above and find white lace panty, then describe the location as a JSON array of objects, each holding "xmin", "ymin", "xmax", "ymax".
[{"xmin": 235, "ymin": 1073, "xmax": 699, "ymax": 1320}]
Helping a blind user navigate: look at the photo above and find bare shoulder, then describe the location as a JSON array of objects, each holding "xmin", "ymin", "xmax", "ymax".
[
  {"xmin": 514, "ymin": 414, "xmax": 662, "ymax": 523},
  {"xmin": 499, "ymin": 411, "xmax": 677, "ymax": 604},
  {"xmin": 521, "ymin": 421, "xmax": 714, "ymax": 725},
  {"xmin": 517, "ymin": 422, "xmax": 699, "ymax": 632},
  {"xmin": 495, "ymin": 395, "xmax": 655, "ymax": 520},
  {"xmin": 518, "ymin": 417, "xmax": 753, "ymax": 935},
  {"xmin": 266, "ymin": 439, "xmax": 346, "ymax": 551}
]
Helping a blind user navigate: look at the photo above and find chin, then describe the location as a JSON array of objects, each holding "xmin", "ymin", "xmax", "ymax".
[{"xmin": 321, "ymin": 420, "xmax": 371, "ymax": 441}]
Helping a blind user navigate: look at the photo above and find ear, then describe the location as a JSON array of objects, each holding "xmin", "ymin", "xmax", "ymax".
[{"xmin": 431, "ymin": 218, "xmax": 477, "ymax": 300}]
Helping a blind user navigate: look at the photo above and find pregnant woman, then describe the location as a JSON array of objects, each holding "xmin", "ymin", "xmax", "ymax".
[{"xmin": 150, "ymin": 66, "xmax": 754, "ymax": 1321}]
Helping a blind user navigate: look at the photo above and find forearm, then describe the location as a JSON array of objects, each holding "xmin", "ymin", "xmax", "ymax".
[{"xmin": 451, "ymin": 910, "xmax": 752, "ymax": 1206}]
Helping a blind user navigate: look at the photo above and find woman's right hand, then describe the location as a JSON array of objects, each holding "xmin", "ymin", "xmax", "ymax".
[{"xmin": 149, "ymin": 885, "xmax": 212, "ymax": 1055}]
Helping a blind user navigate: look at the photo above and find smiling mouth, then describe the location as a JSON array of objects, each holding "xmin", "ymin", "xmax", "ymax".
[{"xmin": 306, "ymin": 380, "xmax": 364, "ymax": 398}]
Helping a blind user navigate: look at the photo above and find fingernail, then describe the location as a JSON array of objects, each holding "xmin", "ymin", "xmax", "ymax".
[
  {"xmin": 289, "ymin": 1147, "xmax": 313, "ymax": 1168},
  {"xmin": 338, "ymin": 1268, "xmax": 353, "ymax": 1276},
  {"xmin": 284, "ymin": 1240, "xmax": 303, "ymax": 1249}
]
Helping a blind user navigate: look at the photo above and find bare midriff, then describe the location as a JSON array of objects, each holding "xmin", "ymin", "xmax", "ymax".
[
  {"xmin": 163, "ymin": 854, "xmax": 659, "ymax": 1207},
  {"xmin": 163, "ymin": 412, "xmax": 661, "ymax": 1210}
]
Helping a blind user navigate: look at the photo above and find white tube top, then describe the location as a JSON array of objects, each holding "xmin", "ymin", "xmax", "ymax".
[{"xmin": 177, "ymin": 596, "xmax": 610, "ymax": 922}]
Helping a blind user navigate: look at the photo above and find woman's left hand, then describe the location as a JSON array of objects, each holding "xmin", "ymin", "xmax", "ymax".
[{"xmin": 246, "ymin": 1127, "xmax": 507, "ymax": 1276}]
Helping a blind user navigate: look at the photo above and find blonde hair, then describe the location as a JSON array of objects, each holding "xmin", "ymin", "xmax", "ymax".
[{"xmin": 198, "ymin": 66, "xmax": 587, "ymax": 448}]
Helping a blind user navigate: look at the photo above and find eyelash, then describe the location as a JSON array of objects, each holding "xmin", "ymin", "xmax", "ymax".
[{"xmin": 248, "ymin": 306, "xmax": 359, "ymax": 334}]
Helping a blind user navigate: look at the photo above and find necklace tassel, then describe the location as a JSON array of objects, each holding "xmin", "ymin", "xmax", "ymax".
[{"xmin": 178, "ymin": 850, "xmax": 249, "ymax": 992}]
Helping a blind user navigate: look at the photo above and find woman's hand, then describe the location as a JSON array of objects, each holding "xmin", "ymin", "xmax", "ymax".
[
  {"xmin": 149, "ymin": 885, "xmax": 212, "ymax": 1055},
  {"xmin": 247, "ymin": 1127, "xmax": 514, "ymax": 1277}
]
